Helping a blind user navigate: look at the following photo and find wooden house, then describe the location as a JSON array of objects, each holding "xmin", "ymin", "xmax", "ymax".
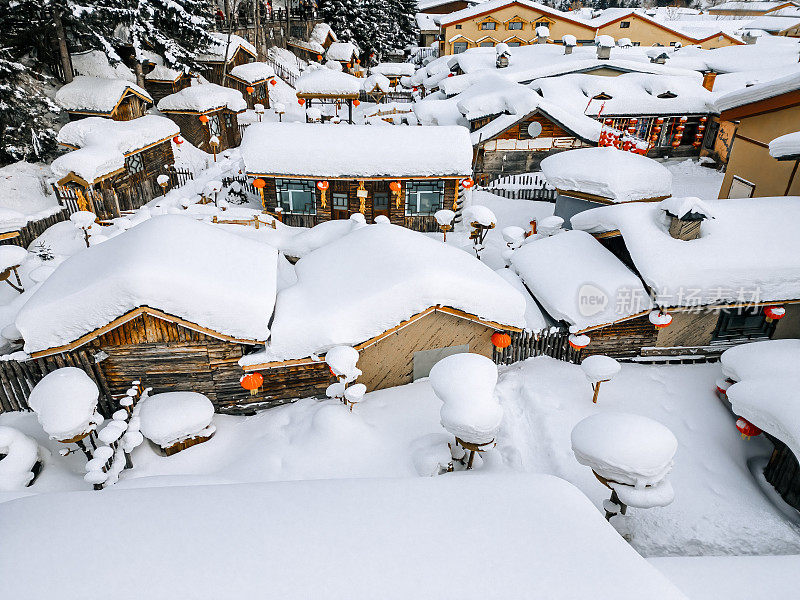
[
  {"xmin": 144, "ymin": 66, "xmax": 192, "ymax": 104},
  {"xmin": 287, "ymin": 22, "xmax": 338, "ymax": 63},
  {"xmin": 196, "ymin": 33, "xmax": 257, "ymax": 85},
  {"xmin": 227, "ymin": 62, "xmax": 276, "ymax": 109},
  {"xmin": 295, "ymin": 68, "xmax": 362, "ymax": 123},
  {"xmin": 714, "ymin": 73, "xmax": 800, "ymax": 198},
  {"xmin": 50, "ymin": 115, "xmax": 179, "ymax": 218},
  {"xmin": 240, "ymin": 122, "xmax": 473, "ymax": 231},
  {"xmin": 55, "ymin": 76, "xmax": 153, "ymax": 122},
  {"xmin": 158, "ymin": 83, "xmax": 247, "ymax": 152},
  {"xmin": 324, "ymin": 42, "xmax": 360, "ymax": 73}
]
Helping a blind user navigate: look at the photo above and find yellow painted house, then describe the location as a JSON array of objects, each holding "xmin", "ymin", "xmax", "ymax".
[{"xmin": 439, "ymin": 0, "xmax": 742, "ymax": 54}]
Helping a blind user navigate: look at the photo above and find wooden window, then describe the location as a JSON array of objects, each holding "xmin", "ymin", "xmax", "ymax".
[
  {"xmin": 125, "ymin": 152, "xmax": 144, "ymax": 174},
  {"xmin": 507, "ymin": 21, "xmax": 523, "ymax": 30},
  {"xmin": 620, "ymin": 21, "xmax": 631, "ymax": 28},
  {"xmin": 208, "ymin": 114, "xmax": 221, "ymax": 137},
  {"xmin": 535, "ymin": 20, "xmax": 549, "ymax": 29},
  {"xmin": 713, "ymin": 307, "xmax": 773, "ymax": 341},
  {"xmin": 479, "ymin": 41, "xmax": 495, "ymax": 47},
  {"xmin": 455, "ymin": 24, "xmax": 462, "ymax": 29},
  {"xmin": 507, "ymin": 41, "xmax": 522, "ymax": 46},
  {"xmin": 728, "ymin": 176, "xmax": 755, "ymax": 199},
  {"xmin": 453, "ymin": 41, "xmax": 468, "ymax": 53},
  {"xmin": 481, "ymin": 21, "xmax": 497, "ymax": 30},
  {"xmin": 223, "ymin": 111, "xmax": 233, "ymax": 128},
  {"xmin": 405, "ymin": 180, "xmax": 444, "ymax": 216},
  {"xmin": 332, "ymin": 192, "xmax": 348, "ymax": 210},
  {"xmin": 275, "ymin": 179, "xmax": 316, "ymax": 214},
  {"xmin": 374, "ymin": 192, "xmax": 389, "ymax": 210}
]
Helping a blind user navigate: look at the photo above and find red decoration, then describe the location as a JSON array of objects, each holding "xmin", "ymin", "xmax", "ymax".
[
  {"xmin": 491, "ymin": 332, "xmax": 512, "ymax": 349},
  {"xmin": 317, "ymin": 54, "xmax": 323, "ymax": 61},
  {"xmin": 346, "ymin": 62, "xmax": 352, "ymax": 69},
  {"xmin": 353, "ymin": 99, "xmax": 360, "ymax": 106},
  {"xmin": 764, "ymin": 306, "xmax": 786, "ymax": 322},
  {"xmin": 389, "ymin": 181, "xmax": 401, "ymax": 193},
  {"xmin": 736, "ymin": 418, "xmax": 762, "ymax": 439},
  {"xmin": 568, "ymin": 334, "xmax": 590, "ymax": 350},
  {"xmin": 622, "ymin": 140, "xmax": 632, "ymax": 151},
  {"xmin": 252, "ymin": 178, "xmax": 266, "ymax": 189},
  {"xmin": 298, "ymin": 98, "xmax": 306, "ymax": 105},
  {"xmin": 461, "ymin": 177, "xmax": 474, "ymax": 189},
  {"xmin": 412, "ymin": 86, "xmax": 418, "ymax": 92},
  {"xmin": 239, "ymin": 372, "xmax": 263, "ymax": 395},
  {"xmin": 246, "ymin": 86, "xmax": 255, "ymax": 94},
  {"xmin": 199, "ymin": 114, "xmax": 209, "ymax": 124},
  {"xmin": 316, "ymin": 180, "xmax": 329, "ymax": 191},
  {"xmin": 172, "ymin": 135, "xmax": 183, "ymax": 145}
]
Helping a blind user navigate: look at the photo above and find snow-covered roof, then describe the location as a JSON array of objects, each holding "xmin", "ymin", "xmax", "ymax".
[
  {"xmin": 295, "ymin": 68, "xmax": 361, "ymax": 96},
  {"xmin": 769, "ymin": 130, "xmax": 800, "ymax": 159},
  {"xmin": 540, "ymin": 148, "xmax": 673, "ymax": 203},
  {"xmin": 715, "ymin": 70, "xmax": 800, "ymax": 113},
  {"xmin": 363, "ymin": 73, "xmax": 391, "ymax": 93},
  {"xmin": 55, "ymin": 76, "xmax": 152, "ymax": 114},
  {"xmin": 721, "ymin": 339, "xmax": 800, "ymax": 382},
  {"xmin": 325, "ymin": 41, "xmax": 358, "ymax": 62},
  {"xmin": 371, "ymin": 63, "xmax": 416, "ymax": 78},
  {"xmin": 441, "ymin": 0, "xmax": 583, "ymax": 26},
  {"xmin": 70, "ymin": 50, "xmax": 136, "ymax": 82},
  {"xmin": 416, "ymin": 11, "xmax": 441, "ymax": 31},
  {"xmin": 145, "ymin": 65, "xmax": 184, "ymax": 82},
  {"xmin": 196, "ymin": 32, "xmax": 257, "ymax": 63},
  {"xmin": 711, "ymin": 1, "xmax": 797, "ymax": 11},
  {"xmin": 511, "ymin": 230, "xmax": 653, "ymax": 330},
  {"xmin": 241, "ymin": 122, "xmax": 473, "ymax": 178},
  {"xmin": 52, "ymin": 115, "xmax": 179, "ymax": 183},
  {"xmin": 246, "ymin": 223, "xmax": 526, "ymax": 362},
  {"xmin": 157, "ymin": 82, "xmax": 247, "ymax": 113},
  {"xmin": 744, "ymin": 14, "xmax": 800, "ymax": 31},
  {"xmin": 0, "ymin": 474, "xmax": 689, "ymax": 599},
  {"xmin": 229, "ymin": 62, "xmax": 276, "ymax": 84},
  {"xmin": 16, "ymin": 216, "xmax": 278, "ymax": 354},
  {"xmin": 310, "ymin": 22, "xmax": 337, "ymax": 45},
  {"xmin": 570, "ymin": 197, "xmax": 800, "ymax": 307},
  {"xmin": 0, "ymin": 162, "xmax": 62, "ymax": 228}
]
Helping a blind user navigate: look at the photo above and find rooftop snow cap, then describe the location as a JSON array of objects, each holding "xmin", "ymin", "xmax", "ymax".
[
  {"xmin": 659, "ymin": 196, "xmax": 715, "ymax": 241},
  {"xmin": 157, "ymin": 82, "xmax": 247, "ymax": 113},
  {"xmin": 55, "ymin": 76, "xmax": 152, "ymax": 114},
  {"xmin": 540, "ymin": 147, "xmax": 673, "ymax": 203}
]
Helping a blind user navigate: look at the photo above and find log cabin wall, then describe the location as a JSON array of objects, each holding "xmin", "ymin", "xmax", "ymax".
[
  {"xmin": 654, "ymin": 310, "xmax": 720, "ymax": 348},
  {"xmin": 163, "ymin": 110, "xmax": 241, "ymax": 152},
  {"xmin": 112, "ymin": 93, "xmax": 149, "ymax": 121},
  {"xmin": 200, "ymin": 48, "xmax": 254, "ymax": 85},
  {"xmin": 144, "ymin": 76, "xmax": 191, "ymax": 104},
  {"xmin": 227, "ymin": 77, "xmax": 270, "ymax": 109},
  {"xmin": 111, "ymin": 139, "xmax": 175, "ymax": 212},
  {"xmin": 583, "ymin": 315, "xmax": 658, "ymax": 359},
  {"xmin": 764, "ymin": 434, "xmax": 800, "ymax": 511}
]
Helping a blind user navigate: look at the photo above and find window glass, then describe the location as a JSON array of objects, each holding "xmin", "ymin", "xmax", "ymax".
[
  {"xmin": 208, "ymin": 114, "xmax": 221, "ymax": 137},
  {"xmin": 125, "ymin": 153, "xmax": 144, "ymax": 174},
  {"xmin": 405, "ymin": 181, "xmax": 444, "ymax": 216},
  {"xmin": 507, "ymin": 41, "xmax": 522, "ymax": 46},
  {"xmin": 508, "ymin": 21, "xmax": 522, "ymax": 30},
  {"xmin": 455, "ymin": 24, "xmax": 462, "ymax": 29},
  {"xmin": 332, "ymin": 192, "xmax": 348, "ymax": 210},
  {"xmin": 275, "ymin": 179, "xmax": 316, "ymax": 214},
  {"xmin": 374, "ymin": 192, "xmax": 389, "ymax": 210},
  {"xmin": 535, "ymin": 20, "xmax": 549, "ymax": 28},
  {"xmin": 453, "ymin": 41, "xmax": 468, "ymax": 53},
  {"xmin": 479, "ymin": 41, "xmax": 495, "ymax": 47},
  {"xmin": 481, "ymin": 21, "xmax": 497, "ymax": 30},
  {"xmin": 620, "ymin": 21, "xmax": 631, "ymax": 28}
]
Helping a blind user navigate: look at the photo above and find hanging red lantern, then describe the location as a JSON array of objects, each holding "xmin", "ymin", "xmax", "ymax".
[
  {"xmin": 604, "ymin": 119, "xmax": 613, "ymax": 126},
  {"xmin": 346, "ymin": 62, "xmax": 352, "ymax": 69},
  {"xmin": 252, "ymin": 178, "xmax": 266, "ymax": 189},
  {"xmin": 622, "ymin": 140, "xmax": 632, "ymax": 151},
  {"xmin": 298, "ymin": 98, "xmax": 306, "ymax": 105},
  {"xmin": 356, "ymin": 59, "xmax": 361, "ymax": 65},
  {"xmin": 269, "ymin": 78, "xmax": 277, "ymax": 86},
  {"xmin": 172, "ymin": 135, "xmax": 184, "ymax": 145},
  {"xmin": 736, "ymin": 418, "xmax": 762, "ymax": 440},
  {"xmin": 627, "ymin": 118, "xmax": 637, "ymax": 135},
  {"xmin": 239, "ymin": 372, "xmax": 264, "ymax": 396},
  {"xmin": 389, "ymin": 181, "xmax": 401, "ymax": 193},
  {"xmin": 699, "ymin": 116, "xmax": 708, "ymax": 123},
  {"xmin": 316, "ymin": 180, "xmax": 329, "ymax": 191},
  {"xmin": 461, "ymin": 177, "xmax": 474, "ymax": 189},
  {"xmin": 491, "ymin": 332, "xmax": 512, "ymax": 349},
  {"xmin": 317, "ymin": 54, "xmax": 323, "ymax": 61},
  {"xmin": 246, "ymin": 86, "xmax": 255, "ymax": 94},
  {"xmin": 412, "ymin": 86, "xmax": 419, "ymax": 92},
  {"xmin": 649, "ymin": 311, "xmax": 673, "ymax": 329},
  {"xmin": 199, "ymin": 114, "xmax": 209, "ymax": 124},
  {"xmin": 764, "ymin": 306, "xmax": 786, "ymax": 322},
  {"xmin": 569, "ymin": 334, "xmax": 590, "ymax": 350},
  {"xmin": 716, "ymin": 378, "xmax": 732, "ymax": 400},
  {"xmin": 353, "ymin": 99, "xmax": 360, "ymax": 107}
]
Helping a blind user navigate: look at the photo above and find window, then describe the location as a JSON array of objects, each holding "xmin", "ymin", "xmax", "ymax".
[
  {"xmin": 223, "ymin": 111, "xmax": 233, "ymax": 129},
  {"xmin": 125, "ymin": 152, "xmax": 144, "ymax": 174},
  {"xmin": 332, "ymin": 192, "xmax": 348, "ymax": 210},
  {"xmin": 728, "ymin": 176, "xmax": 755, "ymax": 199},
  {"xmin": 208, "ymin": 114, "xmax": 221, "ymax": 137},
  {"xmin": 290, "ymin": 26, "xmax": 304, "ymax": 38},
  {"xmin": 507, "ymin": 41, "xmax": 522, "ymax": 46},
  {"xmin": 453, "ymin": 41, "xmax": 468, "ymax": 54},
  {"xmin": 275, "ymin": 179, "xmax": 316, "ymax": 214},
  {"xmin": 507, "ymin": 21, "xmax": 523, "ymax": 30},
  {"xmin": 455, "ymin": 24, "xmax": 462, "ymax": 29},
  {"xmin": 481, "ymin": 21, "xmax": 497, "ymax": 30},
  {"xmin": 703, "ymin": 120, "xmax": 719, "ymax": 150},
  {"xmin": 632, "ymin": 41, "xmax": 641, "ymax": 46},
  {"xmin": 669, "ymin": 41, "xmax": 677, "ymax": 46},
  {"xmin": 535, "ymin": 20, "xmax": 549, "ymax": 29},
  {"xmin": 620, "ymin": 21, "xmax": 630, "ymax": 28},
  {"xmin": 374, "ymin": 192, "xmax": 389, "ymax": 210},
  {"xmin": 405, "ymin": 181, "xmax": 444, "ymax": 216},
  {"xmin": 713, "ymin": 307, "xmax": 773, "ymax": 341},
  {"xmin": 479, "ymin": 41, "xmax": 495, "ymax": 47}
]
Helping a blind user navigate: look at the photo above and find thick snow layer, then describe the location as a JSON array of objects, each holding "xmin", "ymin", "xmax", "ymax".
[
  {"xmin": 295, "ymin": 68, "xmax": 361, "ymax": 96},
  {"xmin": 251, "ymin": 224, "xmax": 527, "ymax": 361},
  {"xmin": 715, "ymin": 71, "xmax": 800, "ymax": 113},
  {"xmin": 541, "ymin": 148, "xmax": 672, "ymax": 202},
  {"xmin": 0, "ymin": 474, "xmax": 687, "ymax": 600},
  {"xmin": 325, "ymin": 345, "xmax": 361, "ymax": 382},
  {"xmin": 658, "ymin": 195, "xmax": 714, "ymax": 219},
  {"xmin": 17, "ymin": 216, "xmax": 278, "ymax": 353},
  {"xmin": 158, "ymin": 83, "xmax": 247, "ymax": 113},
  {"xmin": 55, "ymin": 76, "xmax": 152, "ymax": 113},
  {"xmin": 229, "ymin": 62, "xmax": 275, "ymax": 84},
  {"xmin": 51, "ymin": 147, "xmax": 124, "ymax": 184},
  {"xmin": 371, "ymin": 63, "xmax": 416, "ymax": 77},
  {"xmin": 611, "ymin": 478, "xmax": 675, "ymax": 509},
  {"xmin": 56, "ymin": 115, "xmax": 179, "ymax": 156},
  {"xmin": 363, "ymin": 73, "xmax": 391, "ymax": 93},
  {"xmin": 279, "ymin": 219, "xmax": 360, "ymax": 258},
  {"xmin": 0, "ymin": 426, "xmax": 40, "ymax": 491},
  {"xmin": 0, "ymin": 163, "xmax": 62, "ymax": 228},
  {"xmin": 571, "ymin": 412, "xmax": 677, "ymax": 487},
  {"xmin": 196, "ymin": 32, "xmax": 256, "ymax": 63},
  {"xmin": 28, "ymin": 368, "xmax": 99, "ymax": 440},
  {"xmin": 570, "ymin": 198, "xmax": 800, "ymax": 306},
  {"xmin": 493, "ymin": 269, "xmax": 548, "ymax": 331},
  {"xmin": 721, "ymin": 339, "xmax": 800, "ymax": 382},
  {"xmin": 769, "ymin": 130, "xmax": 800, "ymax": 159},
  {"xmin": 510, "ymin": 230, "xmax": 653, "ymax": 329},
  {"xmin": 145, "ymin": 65, "xmax": 183, "ymax": 82},
  {"xmin": 70, "ymin": 50, "xmax": 135, "ymax": 82},
  {"xmin": 582, "ymin": 355, "xmax": 621, "ymax": 383},
  {"xmin": 325, "ymin": 41, "xmax": 358, "ymax": 62},
  {"xmin": 241, "ymin": 122, "xmax": 472, "ymax": 178},
  {"xmin": 138, "ymin": 392, "xmax": 215, "ymax": 447}
]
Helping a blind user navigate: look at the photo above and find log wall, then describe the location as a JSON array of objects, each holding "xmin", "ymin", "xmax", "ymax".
[
  {"xmin": 583, "ymin": 315, "xmax": 659, "ymax": 359},
  {"xmin": 144, "ymin": 76, "xmax": 191, "ymax": 104},
  {"xmin": 164, "ymin": 110, "xmax": 241, "ymax": 152},
  {"xmin": 764, "ymin": 435, "xmax": 800, "ymax": 511}
]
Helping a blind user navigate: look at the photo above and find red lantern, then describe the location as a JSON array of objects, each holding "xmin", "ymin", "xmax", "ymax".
[
  {"xmin": 412, "ymin": 86, "xmax": 419, "ymax": 92},
  {"xmin": 353, "ymin": 99, "xmax": 360, "ymax": 106},
  {"xmin": 172, "ymin": 135, "xmax": 183, "ymax": 145},
  {"xmin": 568, "ymin": 334, "xmax": 590, "ymax": 350},
  {"xmin": 623, "ymin": 140, "xmax": 632, "ymax": 151},
  {"xmin": 736, "ymin": 417, "xmax": 761, "ymax": 440},
  {"xmin": 649, "ymin": 311, "xmax": 673, "ymax": 329},
  {"xmin": 270, "ymin": 78, "xmax": 277, "ymax": 86},
  {"xmin": 346, "ymin": 62, "xmax": 352, "ymax": 69},
  {"xmin": 764, "ymin": 306, "xmax": 786, "ymax": 322},
  {"xmin": 252, "ymin": 178, "xmax": 266, "ymax": 189},
  {"xmin": 239, "ymin": 372, "xmax": 263, "ymax": 396},
  {"xmin": 716, "ymin": 378, "xmax": 732, "ymax": 400},
  {"xmin": 389, "ymin": 181, "xmax": 401, "ymax": 193},
  {"xmin": 356, "ymin": 59, "xmax": 361, "ymax": 65},
  {"xmin": 298, "ymin": 98, "xmax": 306, "ymax": 105},
  {"xmin": 316, "ymin": 180, "xmax": 329, "ymax": 191},
  {"xmin": 246, "ymin": 86, "xmax": 255, "ymax": 94},
  {"xmin": 448, "ymin": 72, "xmax": 454, "ymax": 77},
  {"xmin": 317, "ymin": 54, "xmax": 323, "ymax": 61},
  {"xmin": 461, "ymin": 177, "xmax": 474, "ymax": 189},
  {"xmin": 199, "ymin": 114, "xmax": 209, "ymax": 124},
  {"xmin": 604, "ymin": 119, "xmax": 613, "ymax": 126},
  {"xmin": 491, "ymin": 332, "xmax": 512, "ymax": 349}
]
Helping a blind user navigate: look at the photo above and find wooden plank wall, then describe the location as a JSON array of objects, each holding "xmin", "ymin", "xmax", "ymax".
[
  {"xmin": 582, "ymin": 315, "xmax": 659, "ymax": 359},
  {"xmin": 764, "ymin": 434, "xmax": 800, "ymax": 511},
  {"xmin": 112, "ymin": 95, "xmax": 148, "ymax": 121},
  {"xmin": 493, "ymin": 327, "xmax": 583, "ymax": 365}
]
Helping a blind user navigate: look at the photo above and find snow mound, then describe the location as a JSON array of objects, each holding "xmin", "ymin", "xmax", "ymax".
[
  {"xmin": 581, "ymin": 355, "xmax": 621, "ymax": 383},
  {"xmin": 229, "ymin": 62, "xmax": 276, "ymax": 83},
  {"xmin": 28, "ymin": 367, "xmax": 99, "ymax": 440},
  {"xmin": 138, "ymin": 392, "xmax": 215, "ymax": 447},
  {"xmin": 0, "ymin": 426, "xmax": 41, "ymax": 491},
  {"xmin": 721, "ymin": 339, "xmax": 800, "ymax": 382},
  {"xmin": 769, "ymin": 130, "xmax": 800, "ymax": 160},
  {"xmin": 296, "ymin": 68, "xmax": 361, "ymax": 96}
]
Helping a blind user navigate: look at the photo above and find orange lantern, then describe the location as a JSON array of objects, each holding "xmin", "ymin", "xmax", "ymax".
[
  {"xmin": 316, "ymin": 180, "xmax": 329, "ymax": 191},
  {"xmin": 252, "ymin": 178, "xmax": 266, "ymax": 189},
  {"xmin": 569, "ymin": 334, "xmax": 590, "ymax": 350},
  {"xmin": 461, "ymin": 177, "xmax": 474, "ymax": 189},
  {"xmin": 346, "ymin": 62, "xmax": 352, "ymax": 69},
  {"xmin": 298, "ymin": 98, "xmax": 306, "ymax": 105},
  {"xmin": 246, "ymin": 86, "xmax": 255, "ymax": 94},
  {"xmin": 764, "ymin": 306, "xmax": 786, "ymax": 322},
  {"xmin": 649, "ymin": 311, "xmax": 673, "ymax": 329},
  {"xmin": 199, "ymin": 114, "xmax": 209, "ymax": 124},
  {"xmin": 491, "ymin": 332, "xmax": 512, "ymax": 349},
  {"xmin": 356, "ymin": 58, "xmax": 361, "ymax": 65},
  {"xmin": 239, "ymin": 372, "xmax": 263, "ymax": 396},
  {"xmin": 172, "ymin": 135, "xmax": 183, "ymax": 145},
  {"xmin": 270, "ymin": 78, "xmax": 277, "ymax": 86},
  {"xmin": 736, "ymin": 417, "xmax": 761, "ymax": 440},
  {"xmin": 389, "ymin": 181, "xmax": 401, "ymax": 193},
  {"xmin": 317, "ymin": 54, "xmax": 323, "ymax": 61},
  {"xmin": 353, "ymin": 99, "xmax": 360, "ymax": 106}
]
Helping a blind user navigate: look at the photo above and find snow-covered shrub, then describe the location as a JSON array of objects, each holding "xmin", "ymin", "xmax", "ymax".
[
  {"xmin": 29, "ymin": 368, "xmax": 100, "ymax": 447},
  {"xmin": 581, "ymin": 355, "xmax": 621, "ymax": 403},
  {"xmin": 138, "ymin": 392, "xmax": 215, "ymax": 454},
  {"xmin": 325, "ymin": 345, "xmax": 364, "ymax": 408},
  {"xmin": 429, "ymin": 353, "xmax": 502, "ymax": 469},
  {"xmin": 0, "ymin": 426, "xmax": 45, "ymax": 490},
  {"xmin": 463, "ymin": 206, "xmax": 497, "ymax": 260}
]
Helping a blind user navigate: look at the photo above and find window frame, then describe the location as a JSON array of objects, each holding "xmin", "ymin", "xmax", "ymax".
[
  {"xmin": 620, "ymin": 21, "xmax": 631, "ymax": 28},
  {"xmin": 125, "ymin": 152, "xmax": 144, "ymax": 175},
  {"xmin": 274, "ymin": 178, "xmax": 317, "ymax": 215},
  {"xmin": 404, "ymin": 180, "xmax": 445, "ymax": 216},
  {"xmin": 453, "ymin": 41, "xmax": 468, "ymax": 54},
  {"xmin": 713, "ymin": 307, "xmax": 774, "ymax": 341},
  {"xmin": 480, "ymin": 21, "xmax": 497, "ymax": 30}
]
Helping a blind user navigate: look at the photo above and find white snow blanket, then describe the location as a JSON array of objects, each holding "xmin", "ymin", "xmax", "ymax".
[
  {"xmin": 571, "ymin": 198, "xmax": 800, "ymax": 307},
  {"xmin": 0, "ymin": 474, "xmax": 688, "ymax": 599},
  {"xmin": 70, "ymin": 50, "xmax": 136, "ymax": 82},
  {"xmin": 541, "ymin": 148, "xmax": 672, "ymax": 202},
  {"xmin": 55, "ymin": 76, "xmax": 152, "ymax": 113},
  {"xmin": 17, "ymin": 215, "xmax": 278, "ymax": 353},
  {"xmin": 196, "ymin": 32, "xmax": 256, "ymax": 63},
  {"xmin": 325, "ymin": 42, "xmax": 358, "ymax": 62},
  {"xmin": 0, "ymin": 163, "xmax": 62, "ymax": 230},
  {"xmin": 138, "ymin": 392, "xmax": 215, "ymax": 447},
  {"xmin": 371, "ymin": 63, "xmax": 416, "ymax": 77},
  {"xmin": 51, "ymin": 147, "xmax": 125, "ymax": 184},
  {"xmin": 0, "ymin": 426, "xmax": 41, "ymax": 491},
  {"xmin": 511, "ymin": 230, "xmax": 653, "ymax": 330},
  {"xmin": 229, "ymin": 62, "xmax": 276, "ymax": 83},
  {"xmin": 241, "ymin": 122, "xmax": 473, "ymax": 178},
  {"xmin": 295, "ymin": 68, "xmax": 361, "ymax": 96},
  {"xmin": 721, "ymin": 339, "xmax": 800, "ymax": 382},
  {"xmin": 158, "ymin": 83, "xmax": 247, "ymax": 113},
  {"xmin": 56, "ymin": 115, "xmax": 179, "ymax": 155},
  {"xmin": 571, "ymin": 412, "xmax": 677, "ymax": 488},
  {"xmin": 715, "ymin": 71, "xmax": 800, "ymax": 113},
  {"xmin": 145, "ymin": 66, "xmax": 183, "ymax": 82},
  {"xmin": 28, "ymin": 367, "xmax": 99, "ymax": 440},
  {"xmin": 250, "ymin": 224, "xmax": 526, "ymax": 362},
  {"xmin": 769, "ymin": 130, "xmax": 800, "ymax": 160}
]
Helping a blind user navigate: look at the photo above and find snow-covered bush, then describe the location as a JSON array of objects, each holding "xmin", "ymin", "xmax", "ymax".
[
  {"xmin": 434, "ymin": 209, "xmax": 455, "ymax": 241},
  {"xmin": 0, "ymin": 426, "xmax": 45, "ymax": 490},
  {"xmin": 325, "ymin": 345, "xmax": 364, "ymax": 409},
  {"xmin": 581, "ymin": 355, "xmax": 621, "ymax": 403},
  {"xmin": 138, "ymin": 391, "xmax": 215, "ymax": 454},
  {"xmin": 429, "ymin": 353, "xmax": 502, "ymax": 469},
  {"xmin": 70, "ymin": 211, "xmax": 96, "ymax": 247},
  {"xmin": 28, "ymin": 368, "xmax": 100, "ymax": 448}
]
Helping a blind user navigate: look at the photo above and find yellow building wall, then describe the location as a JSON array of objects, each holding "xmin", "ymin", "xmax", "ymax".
[
  {"xmin": 719, "ymin": 104, "xmax": 800, "ymax": 198},
  {"xmin": 696, "ymin": 34, "xmax": 742, "ymax": 49},
  {"xmin": 595, "ymin": 15, "xmax": 695, "ymax": 47}
]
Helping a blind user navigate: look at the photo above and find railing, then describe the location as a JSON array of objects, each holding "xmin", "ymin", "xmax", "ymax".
[
  {"xmin": 264, "ymin": 53, "xmax": 298, "ymax": 87},
  {"xmin": 481, "ymin": 173, "xmax": 557, "ymax": 202},
  {"xmin": 165, "ymin": 166, "xmax": 194, "ymax": 189}
]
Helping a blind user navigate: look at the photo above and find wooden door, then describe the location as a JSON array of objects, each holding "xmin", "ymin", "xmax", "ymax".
[
  {"xmin": 331, "ymin": 191, "xmax": 349, "ymax": 220},
  {"xmin": 372, "ymin": 190, "xmax": 390, "ymax": 221}
]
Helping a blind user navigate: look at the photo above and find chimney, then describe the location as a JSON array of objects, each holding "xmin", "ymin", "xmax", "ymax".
[
  {"xmin": 536, "ymin": 25, "xmax": 550, "ymax": 44},
  {"xmin": 495, "ymin": 43, "xmax": 510, "ymax": 68},
  {"xmin": 596, "ymin": 36, "xmax": 613, "ymax": 60},
  {"xmin": 565, "ymin": 44, "xmax": 574, "ymax": 55},
  {"xmin": 702, "ymin": 70, "xmax": 717, "ymax": 92},
  {"xmin": 662, "ymin": 197, "xmax": 713, "ymax": 241},
  {"xmin": 562, "ymin": 35, "xmax": 577, "ymax": 54}
]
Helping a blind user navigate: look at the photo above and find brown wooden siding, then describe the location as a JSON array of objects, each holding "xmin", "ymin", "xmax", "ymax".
[
  {"xmin": 584, "ymin": 314, "xmax": 658, "ymax": 359},
  {"xmin": 144, "ymin": 76, "xmax": 191, "ymax": 104},
  {"xmin": 227, "ymin": 78, "xmax": 271, "ymax": 109},
  {"xmin": 199, "ymin": 48, "xmax": 254, "ymax": 85},
  {"xmin": 163, "ymin": 109, "xmax": 241, "ymax": 151},
  {"xmin": 112, "ymin": 94, "xmax": 148, "ymax": 121}
]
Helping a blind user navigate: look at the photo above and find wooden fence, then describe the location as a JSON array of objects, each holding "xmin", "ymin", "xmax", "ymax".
[
  {"xmin": 165, "ymin": 166, "xmax": 195, "ymax": 189},
  {"xmin": 483, "ymin": 186, "xmax": 558, "ymax": 202},
  {"xmin": 481, "ymin": 173, "xmax": 557, "ymax": 202},
  {"xmin": 0, "ymin": 210, "xmax": 71, "ymax": 248},
  {"xmin": 263, "ymin": 54, "xmax": 299, "ymax": 87},
  {"xmin": 493, "ymin": 327, "xmax": 583, "ymax": 365}
]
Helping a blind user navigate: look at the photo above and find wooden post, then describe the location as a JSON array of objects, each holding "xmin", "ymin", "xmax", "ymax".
[
  {"xmin": 52, "ymin": 10, "xmax": 74, "ymax": 83},
  {"xmin": 592, "ymin": 381, "xmax": 601, "ymax": 404},
  {"xmin": 348, "ymin": 99, "xmax": 353, "ymax": 124}
]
